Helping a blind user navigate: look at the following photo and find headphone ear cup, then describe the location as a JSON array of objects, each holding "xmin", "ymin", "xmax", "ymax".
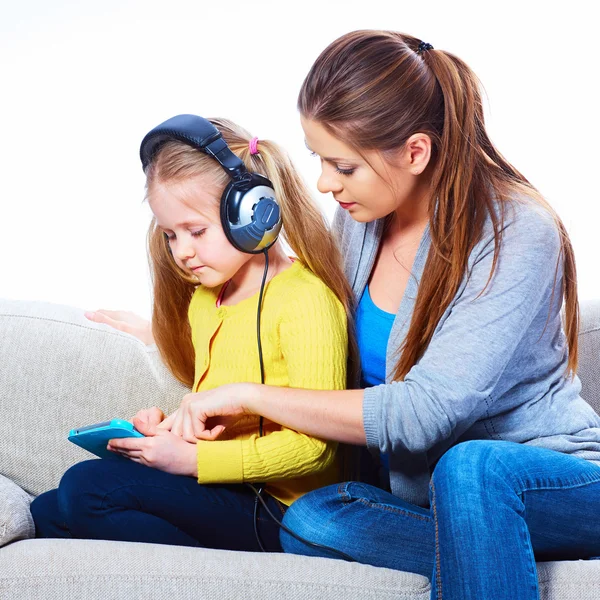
[{"xmin": 221, "ymin": 179, "xmax": 282, "ymax": 254}]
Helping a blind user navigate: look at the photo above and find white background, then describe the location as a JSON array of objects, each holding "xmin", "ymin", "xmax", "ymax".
[{"xmin": 1, "ymin": 0, "xmax": 598, "ymax": 320}]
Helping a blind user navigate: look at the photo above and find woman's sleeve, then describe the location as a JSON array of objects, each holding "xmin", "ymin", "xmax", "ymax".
[
  {"xmin": 363, "ymin": 204, "xmax": 564, "ymax": 455},
  {"xmin": 195, "ymin": 286, "xmax": 348, "ymax": 484}
]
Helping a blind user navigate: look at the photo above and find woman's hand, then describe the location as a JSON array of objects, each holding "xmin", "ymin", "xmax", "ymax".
[
  {"xmin": 160, "ymin": 383, "xmax": 258, "ymax": 442},
  {"xmin": 132, "ymin": 406, "xmax": 166, "ymax": 435},
  {"xmin": 107, "ymin": 429, "xmax": 197, "ymax": 477},
  {"xmin": 84, "ymin": 309, "xmax": 155, "ymax": 346}
]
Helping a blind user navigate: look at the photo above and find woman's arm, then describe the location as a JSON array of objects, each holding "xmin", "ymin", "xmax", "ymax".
[
  {"xmin": 161, "ymin": 383, "xmax": 367, "ymax": 445},
  {"xmin": 247, "ymin": 384, "xmax": 366, "ymax": 445}
]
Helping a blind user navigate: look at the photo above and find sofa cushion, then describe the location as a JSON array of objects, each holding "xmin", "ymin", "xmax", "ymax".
[
  {"xmin": 0, "ymin": 299, "xmax": 190, "ymax": 497},
  {"xmin": 0, "ymin": 539, "xmax": 599, "ymax": 600},
  {"xmin": 0, "ymin": 538, "xmax": 429, "ymax": 600},
  {"xmin": 0, "ymin": 475, "xmax": 34, "ymax": 547}
]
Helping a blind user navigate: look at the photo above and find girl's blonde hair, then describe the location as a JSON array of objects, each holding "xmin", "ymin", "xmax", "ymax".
[
  {"xmin": 299, "ymin": 30, "xmax": 579, "ymax": 380},
  {"xmin": 144, "ymin": 117, "xmax": 359, "ymax": 391}
]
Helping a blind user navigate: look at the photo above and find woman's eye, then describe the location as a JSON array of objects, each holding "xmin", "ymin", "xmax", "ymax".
[{"xmin": 335, "ymin": 166, "xmax": 355, "ymax": 176}]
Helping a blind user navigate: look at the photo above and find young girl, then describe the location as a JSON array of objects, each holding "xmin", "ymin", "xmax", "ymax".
[
  {"xmin": 162, "ymin": 32, "xmax": 600, "ymax": 598},
  {"xmin": 30, "ymin": 115, "xmax": 357, "ymax": 552}
]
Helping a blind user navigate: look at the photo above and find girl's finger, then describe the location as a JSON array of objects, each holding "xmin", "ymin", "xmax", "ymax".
[{"xmin": 85, "ymin": 311, "xmax": 123, "ymax": 330}]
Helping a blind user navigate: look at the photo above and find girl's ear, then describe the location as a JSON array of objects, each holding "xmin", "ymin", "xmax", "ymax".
[{"xmin": 164, "ymin": 232, "xmax": 173, "ymax": 254}]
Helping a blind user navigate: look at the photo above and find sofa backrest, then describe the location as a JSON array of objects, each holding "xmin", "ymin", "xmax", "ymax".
[
  {"xmin": 579, "ymin": 300, "xmax": 600, "ymax": 414},
  {"xmin": 0, "ymin": 299, "xmax": 190, "ymax": 496},
  {"xmin": 0, "ymin": 297, "xmax": 599, "ymax": 497}
]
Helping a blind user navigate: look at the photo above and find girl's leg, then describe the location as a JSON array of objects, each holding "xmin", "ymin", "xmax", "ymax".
[
  {"xmin": 31, "ymin": 458, "xmax": 284, "ymax": 551},
  {"xmin": 431, "ymin": 440, "xmax": 600, "ymax": 600},
  {"xmin": 280, "ymin": 481, "xmax": 435, "ymax": 577},
  {"xmin": 30, "ymin": 489, "xmax": 72, "ymax": 538}
]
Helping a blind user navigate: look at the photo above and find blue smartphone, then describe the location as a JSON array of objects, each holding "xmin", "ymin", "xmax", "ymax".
[{"xmin": 68, "ymin": 419, "xmax": 145, "ymax": 459}]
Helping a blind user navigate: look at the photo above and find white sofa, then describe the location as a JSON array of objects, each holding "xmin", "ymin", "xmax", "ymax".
[{"xmin": 1, "ymin": 297, "xmax": 599, "ymax": 599}]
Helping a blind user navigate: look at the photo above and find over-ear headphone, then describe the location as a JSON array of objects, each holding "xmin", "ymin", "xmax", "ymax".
[{"xmin": 139, "ymin": 114, "xmax": 283, "ymax": 254}]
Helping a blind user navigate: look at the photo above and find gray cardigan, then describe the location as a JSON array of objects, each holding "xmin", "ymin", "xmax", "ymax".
[{"xmin": 333, "ymin": 199, "xmax": 600, "ymax": 507}]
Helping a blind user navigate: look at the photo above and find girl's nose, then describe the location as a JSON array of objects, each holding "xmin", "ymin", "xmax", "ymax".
[{"xmin": 173, "ymin": 240, "xmax": 195, "ymax": 262}]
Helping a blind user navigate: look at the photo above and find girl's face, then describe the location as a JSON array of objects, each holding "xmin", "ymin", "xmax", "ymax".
[
  {"xmin": 300, "ymin": 116, "xmax": 431, "ymax": 224},
  {"xmin": 149, "ymin": 175, "xmax": 252, "ymax": 288}
]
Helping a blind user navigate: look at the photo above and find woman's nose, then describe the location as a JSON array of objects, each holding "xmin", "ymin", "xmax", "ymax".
[{"xmin": 317, "ymin": 167, "xmax": 343, "ymax": 195}]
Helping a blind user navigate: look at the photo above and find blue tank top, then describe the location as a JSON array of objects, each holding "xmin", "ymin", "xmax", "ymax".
[{"xmin": 356, "ymin": 285, "xmax": 395, "ymax": 484}]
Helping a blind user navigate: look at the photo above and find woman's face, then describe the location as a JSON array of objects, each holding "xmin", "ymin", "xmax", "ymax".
[
  {"xmin": 301, "ymin": 116, "xmax": 431, "ymax": 224},
  {"xmin": 149, "ymin": 175, "xmax": 252, "ymax": 288}
]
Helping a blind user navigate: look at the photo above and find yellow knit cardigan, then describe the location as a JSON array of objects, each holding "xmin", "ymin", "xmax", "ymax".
[{"xmin": 188, "ymin": 260, "xmax": 348, "ymax": 505}]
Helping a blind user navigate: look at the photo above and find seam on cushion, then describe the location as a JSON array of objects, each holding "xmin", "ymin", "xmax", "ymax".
[
  {"xmin": 0, "ymin": 314, "xmax": 144, "ymax": 345},
  {"xmin": 0, "ymin": 574, "xmax": 430, "ymax": 594},
  {"xmin": 580, "ymin": 326, "xmax": 600, "ymax": 335}
]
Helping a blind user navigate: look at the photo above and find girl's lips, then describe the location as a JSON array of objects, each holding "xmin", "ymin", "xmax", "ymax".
[
  {"xmin": 191, "ymin": 266, "xmax": 205, "ymax": 271},
  {"xmin": 338, "ymin": 202, "xmax": 356, "ymax": 210}
]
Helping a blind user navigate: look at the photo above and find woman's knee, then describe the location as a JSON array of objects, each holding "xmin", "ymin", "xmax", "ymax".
[
  {"xmin": 430, "ymin": 440, "xmax": 518, "ymax": 506},
  {"xmin": 280, "ymin": 483, "xmax": 352, "ymax": 555}
]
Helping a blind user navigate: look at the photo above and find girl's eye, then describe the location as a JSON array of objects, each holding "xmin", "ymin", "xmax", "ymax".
[
  {"xmin": 309, "ymin": 150, "xmax": 318, "ymax": 157},
  {"xmin": 335, "ymin": 166, "xmax": 355, "ymax": 176},
  {"xmin": 164, "ymin": 230, "xmax": 205, "ymax": 241}
]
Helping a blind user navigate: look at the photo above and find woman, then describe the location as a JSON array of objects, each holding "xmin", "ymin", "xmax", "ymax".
[{"xmin": 92, "ymin": 31, "xmax": 600, "ymax": 600}]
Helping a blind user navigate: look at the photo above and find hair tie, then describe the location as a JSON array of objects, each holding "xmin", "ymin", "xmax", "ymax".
[
  {"xmin": 416, "ymin": 41, "xmax": 434, "ymax": 55},
  {"xmin": 249, "ymin": 137, "xmax": 260, "ymax": 155}
]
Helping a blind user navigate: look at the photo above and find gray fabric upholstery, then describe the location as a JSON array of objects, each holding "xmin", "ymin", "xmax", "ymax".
[
  {"xmin": 0, "ymin": 296, "xmax": 599, "ymax": 599},
  {"xmin": 0, "ymin": 298, "xmax": 190, "ymax": 497},
  {"xmin": 0, "ymin": 540, "xmax": 599, "ymax": 600},
  {"xmin": 0, "ymin": 475, "xmax": 34, "ymax": 548},
  {"xmin": 0, "ymin": 539, "xmax": 431, "ymax": 600},
  {"xmin": 580, "ymin": 299, "xmax": 600, "ymax": 414}
]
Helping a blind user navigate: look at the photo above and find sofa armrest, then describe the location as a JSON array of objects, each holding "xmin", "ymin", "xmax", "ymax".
[{"xmin": 0, "ymin": 474, "xmax": 34, "ymax": 547}]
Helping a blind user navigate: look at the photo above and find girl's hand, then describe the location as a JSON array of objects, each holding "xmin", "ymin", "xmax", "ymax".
[
  {"xmin": 107, "ymin": 429, "xmax": 197, "ymax": 477},
  {"xmin": 159, "ymin": 383, "xmax": 258, "ymax": 442},
  {"xmin": 84, "ymin": 309, "xmax": 155, "ymax": 346}
]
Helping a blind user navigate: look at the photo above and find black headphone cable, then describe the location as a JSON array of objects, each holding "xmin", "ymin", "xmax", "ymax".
[{"xmin": 246, "ymin": 250, "xmax": 355, "ymax": 562}]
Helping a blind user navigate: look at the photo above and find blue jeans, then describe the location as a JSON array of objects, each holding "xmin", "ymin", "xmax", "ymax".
[
  {"xmin": 30, "ymin": 458, "xmax": 285, "ymax": 551},
  {"xmin": 280, "ymin": 440, "xmax": 600, "ymax": 600}
]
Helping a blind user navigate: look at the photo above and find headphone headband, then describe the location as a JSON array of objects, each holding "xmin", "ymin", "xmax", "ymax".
[{"xmin": 139, "ymin": 114, "xmax": 247, "ymax": 178}]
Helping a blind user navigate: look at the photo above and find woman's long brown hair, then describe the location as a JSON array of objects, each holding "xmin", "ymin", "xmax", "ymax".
[
  {"xmin": 298, "ymin": 30, "xmax": 578, "ymax": 380},
  {"xmin": 144, "ymin": 118, "xmax": 359, "ymax": 391}
]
